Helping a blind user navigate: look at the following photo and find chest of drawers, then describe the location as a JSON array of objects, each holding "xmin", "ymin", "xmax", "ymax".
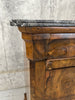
[{"xmin": 11, "ymin": 20, "xmax": 75, "ymax": 100}]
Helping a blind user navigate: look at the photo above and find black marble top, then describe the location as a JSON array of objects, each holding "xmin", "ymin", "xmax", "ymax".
[{"xmin": 10, "ymin": 20, "xmax": 75, "ymax": 27}]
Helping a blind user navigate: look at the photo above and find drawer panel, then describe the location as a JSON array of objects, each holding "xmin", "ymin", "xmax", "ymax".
[
  {"xmin": 46, "ymin": 57, "xmax": 75, "ymax": 70},
  {"xmin": 48, "ymin": 39, "xmax": 75, "ymax": 59},
  {"xmin": 45, "ymin": 67, "xmax": 75, "ymax": 100}
]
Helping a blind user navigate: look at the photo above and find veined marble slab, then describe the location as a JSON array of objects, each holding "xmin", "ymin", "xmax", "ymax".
[{"xmin": 10, "ymin": 20, "xmax": 75, "ymax": 27}]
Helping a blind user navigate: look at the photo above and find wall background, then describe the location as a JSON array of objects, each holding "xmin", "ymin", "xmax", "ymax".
[{"xmin": 0, "ymin": 0, "xmax": 75, "ymax": 100}]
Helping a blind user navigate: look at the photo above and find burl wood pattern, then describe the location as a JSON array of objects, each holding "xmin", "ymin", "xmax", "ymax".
[
  {"xmin": 18, "ymin": 26, "xmax": 75, "ymax": 100},
  {"xmin": 45, "ymin": 68, "xmax": 75, "ymax": 100}
]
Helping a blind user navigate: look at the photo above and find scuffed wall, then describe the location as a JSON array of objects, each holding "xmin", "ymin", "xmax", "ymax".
[{"xmin": 0, "ymin": 0, "xmax": 75, "ymax": 100}]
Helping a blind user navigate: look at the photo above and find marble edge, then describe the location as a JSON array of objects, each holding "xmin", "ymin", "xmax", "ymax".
[{"xmin": 10, "ymin": 20, "xmax": 75, "ymax": 27}]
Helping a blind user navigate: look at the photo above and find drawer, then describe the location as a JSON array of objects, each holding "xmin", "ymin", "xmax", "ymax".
[
  {"xmin": 48, "ymin": 38, "xmax": 75, "ymax": 59},
  {"xmin": 46, "ymin": 57, "xmax": 75, "ymax": 70}
]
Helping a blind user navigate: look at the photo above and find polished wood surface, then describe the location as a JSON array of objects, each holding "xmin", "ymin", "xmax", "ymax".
[
  {"xmin": 45, "ymin": 68, "xmax": 75, "ymax": 100},
  {"xmin": 46, "ymin": 57, "xmax": 75, "ymax": 70},
  {"xmin": 11, "ymin": 20, "xmax": 75, "ymax": 100},
  {"xmin": 18, "ymin": 27, "xmax": 75, "ymax": 34},
  {"xmin": 21, "ymin": 26, "xmax": 75, "ymax": 100}
]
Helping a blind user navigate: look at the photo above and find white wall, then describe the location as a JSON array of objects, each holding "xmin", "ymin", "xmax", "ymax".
[{"xmin": 0, "ymin": 0, "xmax": 75, "ymax": 100}]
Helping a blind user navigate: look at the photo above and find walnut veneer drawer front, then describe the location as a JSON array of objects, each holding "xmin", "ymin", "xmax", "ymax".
[
  {"xmin": 46, "ymin": 57, "xmax": 75, "ymax": 70},
  {"xmin": 48, "ymin": 34, "xmax": 75, "ymax": 59},
  {"xmin": 11, "ymin": 20, "xmax": 75, "ymax": 100}
]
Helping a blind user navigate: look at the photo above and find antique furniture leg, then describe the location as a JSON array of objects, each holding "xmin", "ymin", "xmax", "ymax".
[{"xmin": 24, "ymin": 93, "xmax": 27, "ymax": 100}]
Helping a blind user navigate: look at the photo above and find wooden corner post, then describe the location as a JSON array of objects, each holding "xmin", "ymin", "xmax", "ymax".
[{"xmin": 18, "ymin": 27, "xmax": 48, "ymax": 100}]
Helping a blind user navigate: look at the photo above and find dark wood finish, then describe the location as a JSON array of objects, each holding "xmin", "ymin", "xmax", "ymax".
[
  {"xmin": 24, "ymin": 93, "xmax": 27, "ymax": 100},
  {"xmin": 11, "ymin": 20, "xmax": 75, "ymax": 100}
]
